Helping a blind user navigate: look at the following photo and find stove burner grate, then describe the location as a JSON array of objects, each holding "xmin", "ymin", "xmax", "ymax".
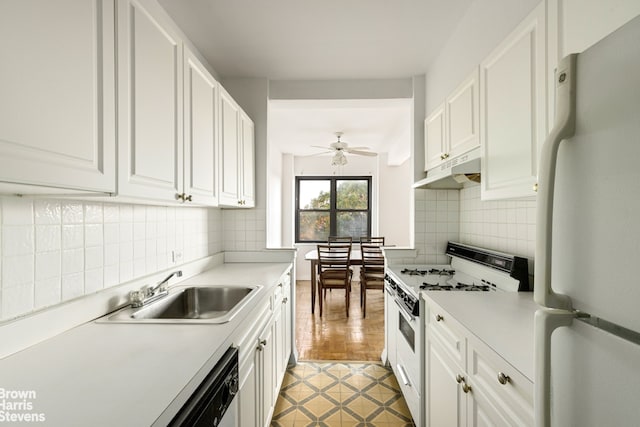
[{"xmin": 401, "ymin": 268, "xmax": 456, "ymax": 276}]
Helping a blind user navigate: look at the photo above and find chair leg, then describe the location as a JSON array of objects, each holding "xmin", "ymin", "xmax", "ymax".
[
  {"xmin": 363, "ymin": 286, "xmax": 366, "ymax": 318},
  {"xmin": 318, "ymin": 283, "xmax": 323, "ymax": 317},
  {"xmin": 345, "ymin": 286, "xmax": 350, "ymax": 317}
]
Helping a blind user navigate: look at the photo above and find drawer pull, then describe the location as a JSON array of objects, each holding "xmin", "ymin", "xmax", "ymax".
[
  {"xmin": 497, "ymin": 372, "xmax": 511, "ymax": 385},
  {"xmin": 435, "ymin": 314, "xmax": 444, "ymax": 322},
  {"xmin": 455, "ymin": 374, "xmax": 464, "ymax": 384}
]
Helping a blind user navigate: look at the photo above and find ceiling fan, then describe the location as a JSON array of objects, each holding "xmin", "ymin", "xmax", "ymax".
[{"xmin": 311, "ymin": 132, "xmax": 377, "ymax": 165}]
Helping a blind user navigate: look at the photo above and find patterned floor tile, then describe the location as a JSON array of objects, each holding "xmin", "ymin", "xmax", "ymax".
[{"xmin": 271, "ymin": 361, "xmax": 416, "ymax": 427}]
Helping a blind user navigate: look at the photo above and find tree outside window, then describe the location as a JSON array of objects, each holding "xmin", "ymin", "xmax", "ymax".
[{"xmin": 296, "ymin": 177, "xmax": 371, "ymax": 243}]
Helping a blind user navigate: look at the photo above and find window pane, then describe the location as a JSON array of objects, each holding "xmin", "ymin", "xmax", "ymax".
[
  {"xmin": 299, "ymin": 212, "xmax": 330, "ymax": 241},
  {"xmin": 337, "ymin": 212, "xmax": 367, "ymax": 237},
  {"xmin": 299, "ymin": 180, "xmax": 330, "ymax": 209},
  {"xmin": 337, "ymin": 180, "xmax": 368, "ymax": 209}
]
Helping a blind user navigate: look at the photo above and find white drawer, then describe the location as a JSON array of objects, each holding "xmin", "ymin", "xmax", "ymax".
[
  {"xmin": 466, "ymin": 334, "xmax": 533, "ymax": 426},
  {"xmin": 425, "ymin": 299, "xmax": 467, "ymax": 369}
]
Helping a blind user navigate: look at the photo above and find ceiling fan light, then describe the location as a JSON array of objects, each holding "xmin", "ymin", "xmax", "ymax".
[{"xmin": 331, "ymin": 150, "xmax": 347, "ymax": 166}]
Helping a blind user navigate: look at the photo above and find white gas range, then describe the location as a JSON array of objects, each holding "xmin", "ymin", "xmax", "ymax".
[{"xmin": 383, "ymin": 242, "xmax": 530, "ymax": 425}]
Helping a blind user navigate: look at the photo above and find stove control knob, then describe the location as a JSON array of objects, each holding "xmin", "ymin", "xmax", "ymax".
[{"xmin": 435, "ymin": 314, "xmax": 444, "ymax": 322}]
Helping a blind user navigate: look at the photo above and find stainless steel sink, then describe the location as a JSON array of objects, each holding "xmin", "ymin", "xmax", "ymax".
[{"xmin": 100, "ymin": 285, "xmax": 262, "ymax": 324}]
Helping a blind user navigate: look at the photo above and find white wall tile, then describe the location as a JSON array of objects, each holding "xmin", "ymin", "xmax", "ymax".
[
  {"xmin": 84, "ymin": 268, "xmax": 104, "ymax": 293},
  {"xmin": 2, "ymin": 285, "xmax": 34, "ymax": 320},
  {"xmin": 85, "ymin": 224, "xmax": 103, "ymax": 247},
  {"xmin": 2, "ymin": 226, "xmax": 34, "ymax": 255},
  {"xmin": 62, "ymin": 248, "xmax": 84, "ymax": 275},
  {"xmin": 2, "ymin": 254, "xmax": 34, "ymax": 288},
  {"xmin": 34, "ymin": 278, "xmax": 61, "ymax": 310},
  {"xmin": 35, "ymin": 251, "xmax": 61, "ymax": 280},
  {"xmin": 62, "ymin": 202, "xmax": 83, "ymax": 224},
  {"xmin": 84, "ymin": 204, "xmax": 103, "ymax": 223},
  {"xmin": 62, "ymin": 272, "xmax": 84, "ymax": 301},
  {"xmin": 62, "ymin": 225, "xmax": 83, "ymax": 249},
  {"xmin": 35, "ymin": 200, "xmax": 61, "ymax": 225},
  {"xmin": 36, "ymin": 225, "xmax": 61, "ymax": 252},
  {"xmin": 2, "ymin": 198, "xmax": 33, "ymax": 225}
]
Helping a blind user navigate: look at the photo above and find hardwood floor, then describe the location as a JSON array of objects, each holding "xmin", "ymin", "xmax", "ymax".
[{"xmin": 295, "ymin": 280, "xmax": 385, "ymax": 361}]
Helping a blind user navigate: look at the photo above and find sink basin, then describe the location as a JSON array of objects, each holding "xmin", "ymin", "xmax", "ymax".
[{"xmin": 100, "ymin": 285, "xmax": 262, "ymax": 324}]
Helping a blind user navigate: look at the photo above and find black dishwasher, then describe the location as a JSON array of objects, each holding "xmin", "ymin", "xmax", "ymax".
[{"xmin": 169, "ymin": 347, "xmax": 239, "ymax": 427}]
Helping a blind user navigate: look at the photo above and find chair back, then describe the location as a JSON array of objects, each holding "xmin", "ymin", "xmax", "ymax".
[
  {"xmin": 360, "ymin": 236, "xmax": 385, "ymax": 246},
  {"xmin": 360, "ymin": 244, "xmax": 385, "ymax": 274},
  {"xmin": 328, "ymin": 236, "xmax": 353, "ymax": 245},
  {"xmin": 317, "ymin": 244, "xmax": 351, "ymax": 274}
]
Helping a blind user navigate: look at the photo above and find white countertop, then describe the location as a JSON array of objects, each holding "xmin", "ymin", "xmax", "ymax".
[
  {"xmin": 0, "ymin": 262, "xmax": 290, "ymax": 427},
  {"xmin": 421, "ymin": 291, "xmax": 538, "ymax": 381}
]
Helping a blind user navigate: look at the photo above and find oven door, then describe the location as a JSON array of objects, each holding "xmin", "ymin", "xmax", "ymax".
[{"xmin": 395, "ymin": 298, "xmax": 421, "ymax": 425}]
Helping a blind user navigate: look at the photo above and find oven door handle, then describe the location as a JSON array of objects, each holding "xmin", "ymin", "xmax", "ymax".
[
  {"xmin": 394, "ymin": 298, "xmax": 415, "ymax": 322},
  {"xmin": 396, "ymin": 363, "xmax": 411, "ymax": 387}
]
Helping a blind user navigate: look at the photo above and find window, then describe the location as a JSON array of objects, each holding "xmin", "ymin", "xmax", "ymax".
[{"xmin": 295, "ymin": 176, "xmax": 371, "ymax": 243}]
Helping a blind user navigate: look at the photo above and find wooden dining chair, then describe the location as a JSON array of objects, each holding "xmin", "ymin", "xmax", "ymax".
[
  {"xmin": 317, "ymin": 244, "xmax": 353, "ymax": 317},
  {"xmin": 359, "ymin": 244, "xmax": 385, "ymax": 318},
  {"xmin": 360, "ymin": 236, "xmax": 385, "ymax": 246}
]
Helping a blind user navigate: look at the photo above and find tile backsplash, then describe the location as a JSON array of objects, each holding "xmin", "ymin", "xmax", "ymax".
[
  {"xmin": 0, "ymin": 198, "xmax": 223, "ymax": 321},
  {"xmin": 459, "ymin": 184, "xmax": 536, "ymax": 271},
  {"xmin": 413, "ymin": 189, "xmax": 460, "ymax": 264}
]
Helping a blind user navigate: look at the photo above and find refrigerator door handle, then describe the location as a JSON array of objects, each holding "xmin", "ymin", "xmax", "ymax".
[
  {"xmin": 534, "ymin": 54, "xmax": 577, "ymax": 310},
  {"xmin": 534, "ymin": 308, "xmax": 575, "ymax": 427}
]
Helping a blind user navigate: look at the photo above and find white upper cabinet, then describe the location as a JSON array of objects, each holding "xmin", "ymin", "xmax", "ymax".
[
  {"xmin": 480, "ymin": 2, "xmax": 546, "ymax": 200},
  {"xmin": 117, "ymin": 0, "xmax": 183, "ymax": 202},
  {"xmin": 424, "ymin": 68, "xmax": 479, "ymax": 172},
  {"xmin": 218, "ymin": 88, "xmax": 240, "ymax": 206},
  {"xmin": 218, "ymin": 87, "xmax": 255, "ymax": 208},
  {"xmin": 239, "ymin": 111, "xmax": 255, "ymax": 208},
  {"xmin": 183, "ymin": 47, "xmax": 219, "ymax": 206},
  {"xmin": 446, "ymin": 67, "xmax": 480, "ymax": 159},
  {"xmin": 0, "ymin": 0, "xmax": 116, "ymax": 193},
  {"xmin": 424, "ymin": 103, "xmax": 446, "ymax": 171}
]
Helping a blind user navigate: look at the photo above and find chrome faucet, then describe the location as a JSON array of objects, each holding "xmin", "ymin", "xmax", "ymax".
[{"xmin": 130, "ymin": 270, "xmax": 183, "ymax": 307}]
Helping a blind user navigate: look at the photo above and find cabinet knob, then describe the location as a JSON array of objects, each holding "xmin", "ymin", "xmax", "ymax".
[
  {"xmin": 456, "ymin": 374, "xmax": 464, "ymax": 384},
  {"xmin": 282, "ymin": 297, "xmax": 288, "ymax": 304},
  {"xmin": 176, "ymin": 193, "xmax": 185, "ymax": 201},
  {"xmin": 440, "ymin": 154, "xmax": 445, "ymax": 160},
  {"xmin": 435, "ymin": 314, "xmax": 444, "ymax": 322},
  {"xmin": 533, "ymin": 183, "xmax": 538, "ymax": 192},
  {"xmin": 443, "ymin": 153, "xmax": 450, "ymax": 159},
  {"xmin": 497, "ymin": 372, "xmax": 511, "ymax": 385},
  {"xmin": 462, "ymin": 383, "xmax": 472, "ymax": 393},
  {"xmin": 260, "ymin": 339, "xmax": 267, "ymax": 346},
  {"xmin": 185, "ymin": 194, "xmax": 193, "ymax": 202}
]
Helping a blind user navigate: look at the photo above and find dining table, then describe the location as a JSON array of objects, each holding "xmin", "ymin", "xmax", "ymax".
[{"xmin": 304, "ymin": 249, "xmax": 362, "ymax": 314}]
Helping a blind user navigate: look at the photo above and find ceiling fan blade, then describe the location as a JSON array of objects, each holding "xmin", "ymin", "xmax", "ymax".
[
  {"xmin": 311, "ymin": 145, "xmax": 333, "ymax": 150},
  {"xmin": 346, "ymin": 146, "xmax": 370, "ymax": 150},
  {"xmin": 347, "ymin": 149, "xmax": 378, "ymax": 157}
]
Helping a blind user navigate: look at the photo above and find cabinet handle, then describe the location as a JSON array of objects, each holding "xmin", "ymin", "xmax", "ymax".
[
  {"xmin": 260, "ymin": 339, "xmax": 267, "ymax": 346},
  {"xmin": 462, "ymin": 383, "xmax": 472, "ymax": 393},
  {"xmin": 435, "ymin": 314, "xmax": 444, "ymax": 322},
  {"xmin": 176, "ymin": 193, "xmax": 185, "ymax": 201},
  {"xmin": 440, "ymin": 154, "xmax": 445, "ymax": 160},
  {"xmin": 533, "ymin": 183, "xmax": 539, "ymax": 192},
  {"xmin": 257, "ymin": 345, "xmax": 263, "ymax": 351},
  {"xmin": 185, "ymin": 194, "xmax": 193, "ymax": 202},
  {"xmin": 456, "ymin": 374, "xmax": 464, "ymax": 384},
  {"xmin": 282, "ymin": 297, "xmax": 288, "ymax": 304},
  {"xmin": 497, "ymin": 372, "xmax": 511, "ymax": 385},
  {"xmin": 443, "ymin": 153, "xmax": 450, "ymax": 159}
]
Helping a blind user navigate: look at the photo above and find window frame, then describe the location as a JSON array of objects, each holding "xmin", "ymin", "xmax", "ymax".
[{"xmin": 295, "ymin": 176, "xmax": 372, "ymax": 243}]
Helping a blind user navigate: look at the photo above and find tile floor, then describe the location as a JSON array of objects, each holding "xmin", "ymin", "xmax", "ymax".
[{"xmin": 271, "ymin": 361, "xmax": 416, "ymax": 427}]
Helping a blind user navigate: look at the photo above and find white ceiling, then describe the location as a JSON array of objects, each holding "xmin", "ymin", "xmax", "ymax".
[
  {"xmin": 158, "ymin": 0, "xmax": 472, "ymax": 165},
  {"xmin": 158, "ymin": 0, "xmax": 473, "ymax": 80},
  {"xmin": 268, "ymin": 99, "xmax": 412, "ymax": 165}
]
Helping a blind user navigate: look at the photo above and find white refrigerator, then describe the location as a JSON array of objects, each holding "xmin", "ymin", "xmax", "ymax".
[{"xmin": 534, "ymin": 14, "xmax": 640, "ymax": 427}]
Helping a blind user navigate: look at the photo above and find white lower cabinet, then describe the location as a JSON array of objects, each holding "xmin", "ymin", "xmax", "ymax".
[
  {"xmin": 423, "ymin": 298, "xmax": 533, "ymax": 427},
  {"xmin": 236, "ymin": 267, "xmax": 293, "ymax": 427}
]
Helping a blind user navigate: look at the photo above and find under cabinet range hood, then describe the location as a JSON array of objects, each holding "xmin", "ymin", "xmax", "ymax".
[{"xmin": 413, "ymin": 147, "xmax": 481, "ymax": 189}]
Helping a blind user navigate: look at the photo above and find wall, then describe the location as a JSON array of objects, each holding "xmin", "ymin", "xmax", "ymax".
[
  {"xmin": 0, "ymin": 197, "xmax": 222, "ymax": 322},
  {"xmin": 378, "ymin": 154, "xmax": 412, "ymax": 248},
  {"xmin": 459, "ymin": 184, "xmax": 536, "ymax": 272}
]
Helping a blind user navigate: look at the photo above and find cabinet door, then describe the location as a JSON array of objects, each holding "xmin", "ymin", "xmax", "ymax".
[
  {"xmin": 117, "ymin": 0, "xmax": 183, "ymax": 201},
  {"xmin": 447, "ymin": 67, "xmax": 480, "ymax": 158},
  {"xmin": 239, "ymin": 112, "xmax": 255, "ymax": 207},
  {"xmin": 384, "ymin": 290, "xmax": 397, "ymax": 368},
  {"xmin": 184, "ymin": 47, "xmax": 219, "ymax": 206},
  {"xmin": 424, "ymin": 104, "xmax": 446, "ymax": 171},
  {"xmin": 218, "ymin": 88, "xmax": 240, "ymax": 206},
  {"xmin": 0, "ymin": 0, "xmax": 116, "ymax": 193},
  {"xmin": 425, "ymin": 337, "xmax": 466, "ymax": 427},
  {"xmin": 259, "ymin": 321, "xmax": 276, "ymax": 427},
  {"xmin": 480, "ymin": 2, "xmax": 546, "ymax": 200},
  {"xmin": 238, "ymin": 354, "xmax": 258, "ymax": 427}
]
